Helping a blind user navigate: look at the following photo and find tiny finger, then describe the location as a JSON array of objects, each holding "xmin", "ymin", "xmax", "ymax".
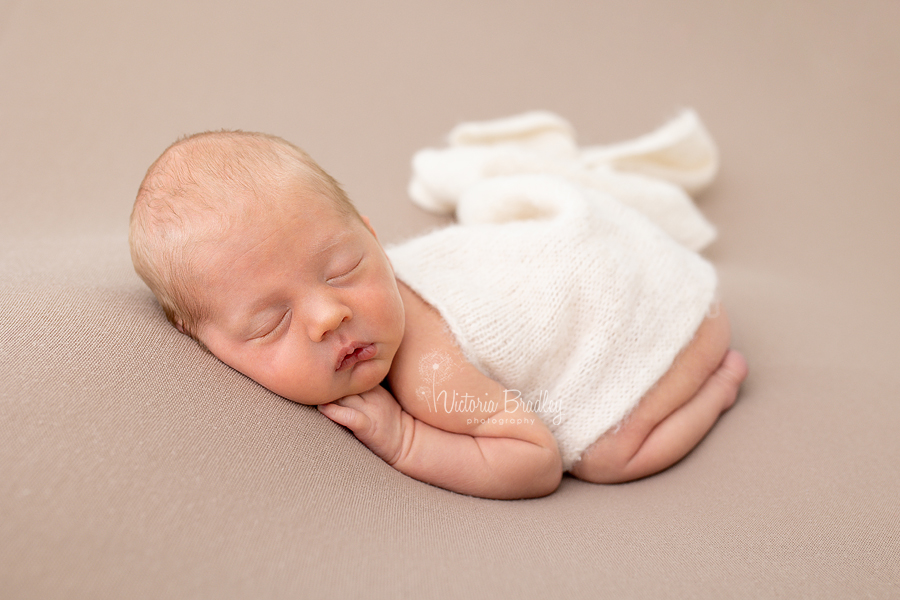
[{"xmin": 318, "ymin": 402, "xmax": 367, "ymax": 432}]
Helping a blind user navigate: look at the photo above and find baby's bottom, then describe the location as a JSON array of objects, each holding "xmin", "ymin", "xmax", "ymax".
[{"xmin": 569, "ymin": 305, "xmax": 748, "ymax": 484}]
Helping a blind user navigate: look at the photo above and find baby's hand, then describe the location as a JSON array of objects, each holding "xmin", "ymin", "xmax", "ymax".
[{"xmin": 317, "ymin": 386, "xmax": 409, "ymax": 466}]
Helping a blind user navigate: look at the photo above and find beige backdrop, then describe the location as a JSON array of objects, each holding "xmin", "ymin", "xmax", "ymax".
[{"xmin": 2, "ymin": 1, "xmax": 898, "ymax": 598}]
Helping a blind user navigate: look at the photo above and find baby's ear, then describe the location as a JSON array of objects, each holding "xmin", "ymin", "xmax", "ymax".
[{"xmin": 361, "ymin": 215, "xmax": 379, "ymax": 241}]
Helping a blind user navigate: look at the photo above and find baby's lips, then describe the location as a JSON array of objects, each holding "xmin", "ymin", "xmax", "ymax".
[{"xmin": 335, "ymin": 343, "xmax": 377, "ymax": 371}]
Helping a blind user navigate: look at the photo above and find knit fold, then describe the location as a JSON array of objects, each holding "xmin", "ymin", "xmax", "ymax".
[
  {"xmin": 408, "ymin": 110, "xmax": 718, "ymax": 251},
  {"xmin": 390, "ymin": 111, "xmax": 720, "ymax": 469}
]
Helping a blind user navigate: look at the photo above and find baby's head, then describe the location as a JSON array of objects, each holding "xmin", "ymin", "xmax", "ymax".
[
  {"xmin": 130, "ymin": 131, "xmax": 406, "ymax": 405},
  {"xmin": 130, "ymin": 131, "xmax": 354, "ymax": 337}
]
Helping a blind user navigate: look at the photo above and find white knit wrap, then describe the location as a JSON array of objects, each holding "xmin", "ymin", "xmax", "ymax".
[{"xmin": 387, "ymin": 111, "xmax": 720, "ymax": 470}]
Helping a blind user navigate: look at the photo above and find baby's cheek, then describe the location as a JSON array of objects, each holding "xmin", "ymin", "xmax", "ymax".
[
  {"xmin": 367, "ymin": 279, "xmax": 403, "ymax": 321},
  {"xmin": 265, "ymin": 348, "xmax": 326, "ymax": 405}
]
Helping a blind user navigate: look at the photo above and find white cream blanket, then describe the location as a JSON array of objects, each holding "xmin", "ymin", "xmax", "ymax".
[
  {"xmin": 408, "ymin": 109, "xmax": 719, "ymax": 250},
  {"xmin": 388, "ymin": 111, "xmax": 720, "ymax": 469}
]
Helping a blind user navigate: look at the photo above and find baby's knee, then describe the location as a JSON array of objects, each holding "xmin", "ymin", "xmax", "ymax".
[
  {"xmin": 691, "ymin": 304, "xmax": 733, "ymax": 374},
  {"xmin": 659, "ymin": 304, "xmax": 733, "ymax": 403},
  {"xmin": 708, "ymin": 349, "xmax": 748, "ymax": 410}
]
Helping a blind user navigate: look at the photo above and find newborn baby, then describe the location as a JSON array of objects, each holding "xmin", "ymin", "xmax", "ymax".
[{"xmin": 129, "ymin": 124, "xmax": 747, "ymax": 499}]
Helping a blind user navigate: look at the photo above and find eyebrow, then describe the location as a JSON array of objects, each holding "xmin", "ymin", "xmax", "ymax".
[{"xmin": 312, "ymin": 226, "xmax": 355, "ymax": 256}]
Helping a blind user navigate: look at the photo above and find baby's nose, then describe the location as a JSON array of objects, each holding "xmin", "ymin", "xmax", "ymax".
[{"xmin": 307, "ymin": 296, "xmax": 351, "ymax": 341}]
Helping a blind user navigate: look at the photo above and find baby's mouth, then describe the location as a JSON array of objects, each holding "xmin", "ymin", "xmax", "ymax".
[{"xmin": 336, "ymin": 343, "xmax": 377, "ymax": 371}]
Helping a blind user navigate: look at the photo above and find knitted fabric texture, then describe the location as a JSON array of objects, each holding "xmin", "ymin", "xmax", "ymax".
[
  {"xmin": 388, "ymin": 112, "xmax": 720, "ymax": 470},
  {"xmin": 409, "ymin": 109, "xmax": 720, "ymax": 251}
]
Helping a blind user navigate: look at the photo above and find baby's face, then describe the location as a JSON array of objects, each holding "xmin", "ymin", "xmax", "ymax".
[{"xmin": 195, "ymin": 196, "xmax": 405, "ymax": 405}]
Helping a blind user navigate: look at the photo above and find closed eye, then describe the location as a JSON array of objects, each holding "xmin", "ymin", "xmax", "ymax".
[
  {"xmin": 251, "ymin": 309, "xmax": 291, "ymax": 341},
  {"xmin": 326, "ymin": 255, "xmax": 363, "ymax": 284}
]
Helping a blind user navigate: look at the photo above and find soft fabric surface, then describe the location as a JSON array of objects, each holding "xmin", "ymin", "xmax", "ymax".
[
  {"xmin": 2, "ymin": 1, "xmax": 898, "ymax": 599},
  {"xmin": 391, "ymin": 112, "xmax": 721, "ymax": 468},
  {"xmin": 409, "ymin": 110, "xmax": 719, "ymax": 249},
  {"xmin": 389, "ymin": 173, "xmax": 718, "ymax": 469}
]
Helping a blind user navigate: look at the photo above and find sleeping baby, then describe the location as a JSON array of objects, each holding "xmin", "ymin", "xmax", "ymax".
[{"xmin": 129, "ymin": 112, "xmax": 747, "ymax": 499}]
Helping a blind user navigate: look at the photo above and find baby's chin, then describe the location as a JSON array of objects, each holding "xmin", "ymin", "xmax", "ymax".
[
  {"xmin": 286, "ymin": 359, "xmax": 392, "ymax": 406},
  {"xmin": 340, "ymin": 357, "xmax": 393, "ymax": 399}
]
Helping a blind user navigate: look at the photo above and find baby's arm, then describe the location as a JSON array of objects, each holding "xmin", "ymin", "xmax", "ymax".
[
  {"xmin": 318, "ymin": 382, "xmax": 561, "ymax": 499},
  {"xmin": 317, "ymin": 283, "xmax": 562, "ymax": 499}
]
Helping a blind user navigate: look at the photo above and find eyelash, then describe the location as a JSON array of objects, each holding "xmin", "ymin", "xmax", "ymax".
[
  {"xmin": 257, "ymin": 310, "xmax": 290, "ymax": 340},
  {"xmin": 328, "ymin": 256, "xmax": 363, "ymax": 283}
]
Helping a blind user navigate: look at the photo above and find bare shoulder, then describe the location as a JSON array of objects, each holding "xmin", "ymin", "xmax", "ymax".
[{"xmin": 387, "ymin": 281, "xmax": 518, "ymax": 434}]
